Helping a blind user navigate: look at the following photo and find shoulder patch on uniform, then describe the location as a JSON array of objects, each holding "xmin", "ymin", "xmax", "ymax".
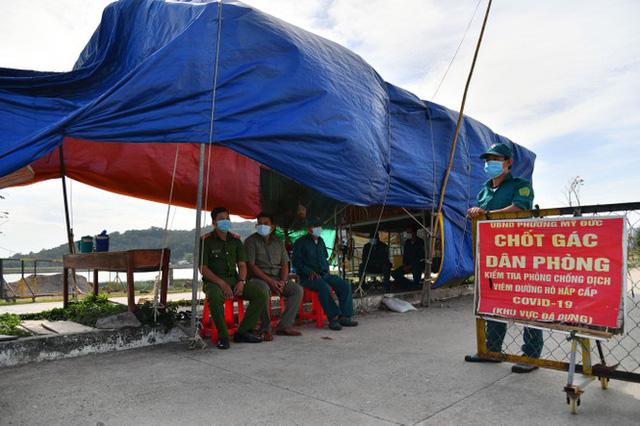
[
  {"xmin": 230, "ymin": 232, "xmax": 241, "ymax": 240},
  {"xmin": 518, "ymin": 187, "xmax": 531, "ymax": 197}
]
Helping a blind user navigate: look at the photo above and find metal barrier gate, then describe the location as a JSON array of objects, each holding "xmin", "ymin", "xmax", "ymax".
[{"xmin": 472, "ymin": 202, "xmax": 640, "ymax": 414}]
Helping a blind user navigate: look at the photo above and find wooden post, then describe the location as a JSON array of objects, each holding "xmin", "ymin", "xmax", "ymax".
[
  {"xmin": 126, "ymin": 251, "xmax": 135, "ymax": 312},
  {"xmin": 161, "ymin": 248, "xmax": 170, "ymax": 306}
]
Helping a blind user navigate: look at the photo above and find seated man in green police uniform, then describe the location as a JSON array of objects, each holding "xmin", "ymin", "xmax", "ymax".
[
  {"xmin": 200, "ymin": 207, "xmax": 268, "ymax": 349},
  {"xmin": 464, "ymin": 142, "xmax": 543, "ymax": 373},
  {"xmin": 292, "ymin": 218, "xmax": 358, "ymax": 330}
]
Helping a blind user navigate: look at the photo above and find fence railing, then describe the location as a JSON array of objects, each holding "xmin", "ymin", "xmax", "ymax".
[{"xmin": 0, "ymin": 258, "xmax": 65, "ymax": 301}]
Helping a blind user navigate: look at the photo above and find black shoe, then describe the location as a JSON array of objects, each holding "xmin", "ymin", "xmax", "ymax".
[
  {"xmin": 233, "ymin": 331, "xmax": 263, "ymax": 343},
  {"xmin": 328, "ymin": 319, "xmax": 342, "ymax": 330},
  {"xmin": 464, "ymin": 353, "xmax": 502, "ymax": 363},
  {"xmin": 217, "ymin": 337, "xmax": 230, "ymax": 350},
  {"xmin": 511, "ymin": 364, "xmax": 539, "ymax": 373},
  {"xmin": 338, "ymin": 317, "xmax": 358, "ymax": 327}
]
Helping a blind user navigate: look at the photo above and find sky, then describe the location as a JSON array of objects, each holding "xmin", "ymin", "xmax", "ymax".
[{"xmin": 0, "ymin": 0, "xmax": 638, "ymax": 255}]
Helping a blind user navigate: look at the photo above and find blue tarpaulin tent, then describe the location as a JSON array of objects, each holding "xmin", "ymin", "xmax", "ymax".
[{"xmin": 0, "ymin": 0, "xmax": 535, "ymax": 287}]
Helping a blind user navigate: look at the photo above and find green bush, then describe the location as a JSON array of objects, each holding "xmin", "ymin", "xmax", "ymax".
[
  {"xmin": 0, "ymin": 313, "xmax": 32, "ymax": 337},
  {"xmin": 134, "ymin": 301, "xmax": 179, "ymax": 331}
]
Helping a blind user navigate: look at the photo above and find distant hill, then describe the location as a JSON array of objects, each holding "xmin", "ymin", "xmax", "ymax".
[{"xmin": 11, "ymin": 221, "xmax": 257, "ymax": 262}]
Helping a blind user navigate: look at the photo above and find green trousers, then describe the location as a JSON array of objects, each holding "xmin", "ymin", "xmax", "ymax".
[{"xmin": 203, "ymin": 278, "xmax": 268, "ymax": 338}]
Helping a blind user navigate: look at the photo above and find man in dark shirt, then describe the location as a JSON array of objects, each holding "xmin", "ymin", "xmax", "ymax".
[
  {"xmin": 464, "ymin": 143, "xmax": 543, "ymax": 373},
  {"xmin": 358, "ymin": 232, "xmax": 391, "ymax": 292},
  {"xmin": 391, "ymin": 226, "xmax": 425, "ymax": 290},
  {"xmin": 292, "ymin": 218, "xmax": 358, "ymax": 330}
]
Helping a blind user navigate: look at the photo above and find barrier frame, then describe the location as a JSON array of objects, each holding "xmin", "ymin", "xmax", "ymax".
[{"xmin": 471, "ymin": 201, "xmax": 640, "ymax": 414}]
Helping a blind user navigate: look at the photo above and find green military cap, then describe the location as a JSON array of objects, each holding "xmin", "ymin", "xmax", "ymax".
[{"xmin": 480, "ymin": 142, "xmax": 512, "ymax": 159}]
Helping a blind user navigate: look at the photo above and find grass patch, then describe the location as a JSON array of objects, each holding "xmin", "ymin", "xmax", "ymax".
[{"xmin": 0, "ymin": 313, "xmax": 32, "ymax": 337}]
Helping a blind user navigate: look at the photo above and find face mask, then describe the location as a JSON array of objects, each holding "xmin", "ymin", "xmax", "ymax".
[
  {"xmin": 312, "ymin": 227, "xmax": 323, "ymax": 238},
  {"xmin": 369, "ymin": 239, "xmax": 377, "ymax": 245},
  {"xmin": 403, "ymin": 232, "xmax": 411, "ymax": 240},
  {"xmin": 484, "ymin": 161, "xmax": 505, "ymax": 179},
  {"xmin": 256, "ymin": 225, "xmax": 271, "ymax": 237},
  {"xmin": 216, "ymin": 219, "xmax": 231, "ymax": 232}
]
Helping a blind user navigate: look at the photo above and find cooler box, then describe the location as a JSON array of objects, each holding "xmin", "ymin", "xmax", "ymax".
[
  {"xmin": 77, "ymin": 236, "xmax": 94, "ymax": 253},
  {"xmin": 95, "ymin": 234, "xmax": 110, "ymax": 252}
]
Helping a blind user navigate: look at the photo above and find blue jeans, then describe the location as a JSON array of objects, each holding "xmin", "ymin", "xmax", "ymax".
[
  {"xmin": 486, "ymin": 320, "xmax": 543, "ymax": 358},
  {"xmin": 300, "ymin": 274, "xmax": 354, "ymax": 320}
]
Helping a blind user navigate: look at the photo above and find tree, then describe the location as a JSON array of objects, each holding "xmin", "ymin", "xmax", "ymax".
[{"xmin": 564, "ymin": 176, "xmax": 584, "ymax": 207}]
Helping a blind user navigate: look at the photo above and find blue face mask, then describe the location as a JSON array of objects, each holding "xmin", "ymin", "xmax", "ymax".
[
  {"xmin": 312, "ymin": 227, "xmax": 323, "ymax": 237},
  {"xmin": 484, "ymin": 161, "xmax": 505, "ymax": 179},
  {"xmin": 256, "ymin": 225, "xmax": 271, "ymax": 237},
  {"xmin": 370, "ymin": 239, "xmax": 377, "ymax": 245},
  {"xmin": 216, "ymin": 219, "xmax": 231, "ymax": 232}
]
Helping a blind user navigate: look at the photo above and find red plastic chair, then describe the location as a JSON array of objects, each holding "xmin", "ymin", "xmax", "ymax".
[
  {"xmin": 298, "ymin": 287, "xmax": 326, "ymax": 328},
  {"xmin": 200, "ymin": 297, "xmax": 245, "ymax": 343},
  {"xmin": 267, "ymin": 295, "xmax": 286, "ymax": 328}
]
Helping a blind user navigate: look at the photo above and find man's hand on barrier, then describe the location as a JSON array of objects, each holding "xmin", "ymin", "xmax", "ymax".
[{"xmin": 466, "ymin": 207, "xmax": 487, "ymax": 219}]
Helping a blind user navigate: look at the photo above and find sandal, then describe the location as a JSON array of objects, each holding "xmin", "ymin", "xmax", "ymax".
[
  {"xmin": 275, "ymin": 327, "xmax": 302, "ymax": 336},
  {"xmin": 256, "ymin": 331, "xmax": 274, "ymax": 341}
]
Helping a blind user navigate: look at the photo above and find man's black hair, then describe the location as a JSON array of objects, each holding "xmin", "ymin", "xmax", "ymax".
[
  {"xmin": 211, "ymin": 206, "xmax": 228, "ymax": 221},
  {"xmin": 368, "ymin": 231, "xmax": 379, "ymax": 239},
  {"xmin": 256, "ymin": 211, "xmax": 274, "ymax": 223}
]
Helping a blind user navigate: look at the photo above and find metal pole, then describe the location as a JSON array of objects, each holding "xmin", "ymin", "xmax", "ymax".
[
  {"xmin": 59, "ymin": 146, "xmax": 75, "ymax": 255},
  {"xmin": 190, "ymin": 143, "xmax": 206, "ymax": 338},
  {"xmin": 190, "ymin": 0, "xmax": 223, "ymax": 339},
  {"xmin": 59, "ymin": 145, "xmax": 78, "ymax": 301},
  {"xmin": 421, "ymin": 210, "xmax": 432, "ymax": 307}
]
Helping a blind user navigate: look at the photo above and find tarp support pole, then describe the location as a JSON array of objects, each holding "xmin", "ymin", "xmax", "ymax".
[
  {"xmin": 435, "ymin": 0, "xmax": 492, "ymax": 217},
  {"xmin": 190, "ymin": 144, "xmax": 206, "ymax": 338},
  {"xmin": 430, "ymin": 0, "xmax": 492, "ymax": 287},
  {"xmin": 59, "ymin": 145, "xmax": 75, "ymax": 255},
  {"xmin": 59, "ymin": 145, "xmax": 78, "ymax": 304},
  {"xmin": 421, "ymin": 210, "xmax": 431, "ymax": 307}
]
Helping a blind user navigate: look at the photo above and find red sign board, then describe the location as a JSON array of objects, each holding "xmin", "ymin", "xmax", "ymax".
[{"xmin": 476, "ymin": 217, "xmax": 626, "ymax": 330}]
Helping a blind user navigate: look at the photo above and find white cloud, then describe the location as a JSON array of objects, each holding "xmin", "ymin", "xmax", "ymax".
[{"xmin": 1, "ymin": 0, "xmax": 639, "ymax": 253}]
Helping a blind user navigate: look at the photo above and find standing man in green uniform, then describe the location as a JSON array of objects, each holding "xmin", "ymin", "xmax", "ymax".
[
  {"xmin": 200, "ymin": 207, "xmax": 268, "ymax": 349},
  {"xmin": 292, "ymin": 218, "xmax": 358, "ymax": 330},
  {"xmin": 464, "ymin": 143, "xmax": 543, "ymax": 373},
  {"xmin": 245, "ymin": 212, "xmax": 304, "ymax": 340}
]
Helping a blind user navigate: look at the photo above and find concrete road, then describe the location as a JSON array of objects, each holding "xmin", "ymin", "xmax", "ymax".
[{"xmin": 1, "ymin": 296, "xmax": 639, "ymax": 425}]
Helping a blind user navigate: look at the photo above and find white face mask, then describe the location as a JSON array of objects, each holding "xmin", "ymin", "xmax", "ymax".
[
  {"xmin": 256, "ymin": 225, "xmax": 271, "ymax": 237},
  {"xmin": 403, "ymin": 232, "xmax": 411, "ymax": 240},
  {"xmin": 312, "ymin": 227, "xmax": 323, "ymax": 237}
]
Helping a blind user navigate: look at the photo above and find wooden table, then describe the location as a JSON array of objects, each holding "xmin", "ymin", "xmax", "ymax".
[{"xmin": 62, "ymin": 249, "xmax": 171, "ymax": 312}]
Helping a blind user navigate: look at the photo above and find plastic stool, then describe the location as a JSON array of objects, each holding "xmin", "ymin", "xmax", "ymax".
[
  {"xmin": 267, "ymin": 295, "xmax": 286, "ymax": 328},
  {"xmin": 298, "ymin": 287, "xmax": 326, "ymax": 328},
  {"xmin": 200, "ymin": 297, "xmax": 245, "ymax": 343}
]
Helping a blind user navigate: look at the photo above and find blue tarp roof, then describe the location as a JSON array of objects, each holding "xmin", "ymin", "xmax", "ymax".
[{"xmin": 0, "ymin": 0, "xmax": 535, "ymax": 286}]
